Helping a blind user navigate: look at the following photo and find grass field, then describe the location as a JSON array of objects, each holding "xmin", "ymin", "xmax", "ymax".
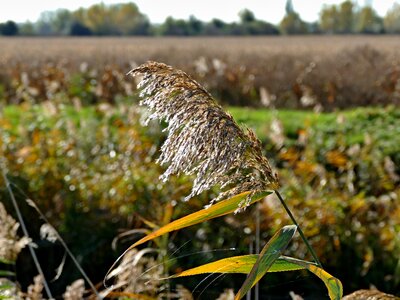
[{"xmin": 1, "ymin": 36, "xmax": 400, "ymax": 109}]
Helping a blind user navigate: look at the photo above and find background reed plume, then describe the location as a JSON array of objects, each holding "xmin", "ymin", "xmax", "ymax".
[
  {"xmin": 129, "ymin": 61, "xmax": 279, "ymax": 210},
  {"xmin": 0, "ymin": 202, "xmax": 30, "ymax": 262}
]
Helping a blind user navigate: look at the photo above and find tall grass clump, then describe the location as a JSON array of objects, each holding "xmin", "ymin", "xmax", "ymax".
[{"xmin": 108, "ymin": 61, "xmax": 343, "ymax": 299}]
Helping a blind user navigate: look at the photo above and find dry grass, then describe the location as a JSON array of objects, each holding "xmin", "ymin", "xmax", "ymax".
[
  {"xmin": 1, "ymin": 36, "xmax": 400, "ymax": 60},
  {"xmin": 1, "ymin": 36, "xmax": 400, "ymax": 109}
]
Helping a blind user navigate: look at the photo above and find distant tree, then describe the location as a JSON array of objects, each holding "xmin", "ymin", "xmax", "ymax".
[
  {"xmin": 280, "ymin": 0, "xmax": 308, "ymax": 34},
  {"xmin": 158, "ymin": 17, "xmax": 190, "ymax": 36},
  {"xmin": 280, "ymin": 12, "xmax": 308, "ymax": 34},
  {"xmin": 356, "ymin": 5, "xmax": 383, "ymax": 33},
  {"xmin": 36, "ymin": 11, "xmax": 58, "ymax": 35},
  {"xmin": 203, "ymin": 18, "xmax": 227, "ymax": 35},
  {"xmin": 239, "ymin": 9, "xmax": 256, "ymax": 23},
  {"xmin": 211, "ymin": 18, "xmax": 226, "ymax": 31},
  {"xmin": 319, "ymin": 1, "xmax": 355, "ymax": 34},
  {"xmin": 338, "ymin": 0, "xmax": 354, "ymax": 33},
  {"xmin": 187, "ymin": 15, "xmax": 204, "ymax": 35},
  {"xmin": 308, "ymin": 21, "xmax": 322, "ymax": 34},
  {"xmin": 129, "ymin": 18, "xmax": 151, "ymax": 35},
  {"xmin": 18, "ymin": 22, "xmax": 35, "ymax": 36},
  {"xmin": 36, "ymin": 23, "xmax": 53, "ymax": 35},
  {"xmin": 52, "ymin": 9, "xmax": 73, "ymax": 35},
  {"xmin": 319, "ymin": 4, "xmax": 340, "ymax": 33},
  {"xmin": 238, "ymin": 9, "xmax": 278, "ymax": 35},
  {"xmin": 72, "ymin": 8, "xmax": 86, "ymax": 26},
  {"xmin": 0, "ymin": 20, "xmax": 18, "ymax": 36},
  {"xmin": 85, "ymin": 3, "xmax": 116, "ymax": 35},
  {"xmin": 70, "ymin": 3, "xmax": 150, "ymax": 35},
  {"xmin": 247, "ymin": 20, "xmax": 279, "ymax": 35},
  {"xmin": 111, "ymin": 3, "xmax": 150, "ymax": 35},
  {"xmin": 70, "ymin": 21, "xmax": 92, "ymax": 36},
  {"xmin": 384, "ymin": 3, "xmax": 400, "ymax": 33},
  {"xmin": 285, "ymin": 0, "xmax": 295, "ymax": 14}
]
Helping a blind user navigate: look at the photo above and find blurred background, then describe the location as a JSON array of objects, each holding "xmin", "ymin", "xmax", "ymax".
[{"xmin": 0, "ymin": 0, "xmax": 399, "ymax": 299}]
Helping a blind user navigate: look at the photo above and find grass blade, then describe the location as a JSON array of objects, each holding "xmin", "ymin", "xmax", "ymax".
[
  {"xmin": 235, "ymin": 225, "xmax": 297, "ymax": 300},
  {"xmin": 166, "ymin": 254, "xmax": 342, "ymax": 300},
  {"xmin": 128, "ymin": 191, "xmax": 269, "ymax": 250},
  {"xmin": 282, "ymin": 257, "xmax": 343, "ymax": 300},
  {"xmin": 0, "ymin": 271, "xmax": 15, "ymax": 277},
  {"xmin": 167, "ymin": 255, "xmax": 305, "ymax": 277},
  {"xmin": 105, "ymin": 191, "xmax": 270, "ymax": 286},
  {"xmin": 0, "ymin": 259, "xmax": 14, "ymax": 265}
]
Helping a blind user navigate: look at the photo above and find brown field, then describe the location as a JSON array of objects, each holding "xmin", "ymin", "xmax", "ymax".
[
  {"xmin": 1, "ymin": 36, "xmax": 400, "ymax": 108},
  {"xmin": 2, "ymin": 36, "xmax": 400, "ymax": 59}
]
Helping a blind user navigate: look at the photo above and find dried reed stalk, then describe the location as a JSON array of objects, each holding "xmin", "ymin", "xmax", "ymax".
[{"xmin": 129, "ymin": 62, "xmax": 279, "ymax": 210}]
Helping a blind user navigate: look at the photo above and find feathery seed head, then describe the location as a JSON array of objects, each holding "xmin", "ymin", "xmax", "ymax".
[
  {"xmin": 0, "ymin": 202, "xmax": 30, "ymax": 261},
  {"xmin": 129, "ymin": 61, "xmax": 279, "ymax": 210}
]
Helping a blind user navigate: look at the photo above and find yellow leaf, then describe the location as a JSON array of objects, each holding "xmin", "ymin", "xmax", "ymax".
[
  {"xmin": 307, "ymin": 264, "xmax": 343, "ymax": 300},
  {"xmin": 127, "ymin": 191, "xmax": 269, "ymax": 250},
  {"xmin": 282, "ymin": 257, "xmax": 343, "ymax": 300},
  {"xmin": 107, "ymin": 191, "xmax": 270, "ymax": 280},
  {"xmin": 169, "ymin": 255, "xmax": 305, "ymax": 278}
]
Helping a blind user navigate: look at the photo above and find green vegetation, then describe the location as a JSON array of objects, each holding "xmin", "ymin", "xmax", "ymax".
[
  {"xmin": 229, "ymin": 107, "xmax": 400, "ymax": 159},
  {"xmin": 1, "ymin": 102, "xmax": 399, "ymax": 298}
]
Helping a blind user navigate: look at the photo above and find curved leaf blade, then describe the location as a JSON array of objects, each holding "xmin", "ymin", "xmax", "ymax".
[
  {"xmin": 282, "ymin": 257, "xmax": 343, "ymax": 300},
  {"xmin": 106, "ymin": 191, "xmax": 271, "ymax": 282},
  {"xmin": 168, "ymin": 255, "xmax": 305, "ymax": 277},
  {"xmin": 0, "ymin": 271, "xmax": 15, "ymax": 277},
  {"xmin": 235, "ymin": 225, "xmax": 297, "ymax": 300},
  {"xmin": 128, "ymin": 191, "xmax": 269, "ymax": 250}
]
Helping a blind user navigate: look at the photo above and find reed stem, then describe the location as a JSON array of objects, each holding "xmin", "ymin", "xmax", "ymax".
[
  {"xmin": 274, "ymin": 190, "xmax": 322, "ymax": 267},
  {"xmin": 1, "ymin": 169, "xmax": 54, "ymax": 299}
]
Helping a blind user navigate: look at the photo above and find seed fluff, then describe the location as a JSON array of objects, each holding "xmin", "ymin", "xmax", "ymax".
[{"xmin": 128, "ymin": 61, "xmax": 279, "ymax": 210}]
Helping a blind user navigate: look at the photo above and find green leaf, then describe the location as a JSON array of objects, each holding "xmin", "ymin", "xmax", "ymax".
[
  {"xmin": 127, "ymin": 191, "xmax": 269, "ymax": 250},
  {"xmin": 235, "ymin": 225, "xmax": 297, "ymax": 300},
  {"xmin": 281, "ymin": 257, "xmax": 343, "ymax": 300},
  {"xmin": 0, "ymin": 271, "xmax": 15, "ymax": 277},
  {"xmin": 0, "ymin": 258, "xmax": 14, "ymax": 265},
  {"xmin": 0, "ymin": 283, "xmax": 14, "ymax": 291},
  {"xmin": 168, "ymin": 255, "xmax": 305, "ymax": 277}
]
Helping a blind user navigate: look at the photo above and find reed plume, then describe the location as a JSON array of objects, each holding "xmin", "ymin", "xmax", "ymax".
[
  {"xmin": 0, "ymin": 202, "xmax": 30, "ymax": 262},
  {"xmin": 129, "ymin": 61, "xmax": 279, "ymax": 210}
]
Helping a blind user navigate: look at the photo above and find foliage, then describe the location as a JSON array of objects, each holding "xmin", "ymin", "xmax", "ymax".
[
  {"xmin": 384, "ymin": 3, "xmax": 400, "ymax": 34},
  {"xmin": 0, "ymin": 21, "xmax": 18, "ymax": 36},
  {"xmin": 29, "ymin": 3, "xmax": 150, "ymax": 36},
  {"xmin": 355, "ymin": 6, "xmax": 384, "ymax": 34},
  {"xmin": 280, "ymin": 9, "xmax": 308, "ymax": 35},
  {"xmin": 1, "ymin": 100, "xmax": 399, "ymax": 298},
  {"xmin": 319, "ymin": 1, "xmax": 384, "ymax": 34}
]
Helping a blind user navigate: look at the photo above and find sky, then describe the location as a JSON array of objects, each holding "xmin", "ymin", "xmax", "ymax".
[{"xmin": 0, "ymin": 0, "xmax": 399, "ymax": 24}]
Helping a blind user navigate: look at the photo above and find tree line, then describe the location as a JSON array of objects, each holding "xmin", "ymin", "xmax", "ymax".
[{"xmin": 1, "ymin": 1, "xmax": 400, "ymax": 36}]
